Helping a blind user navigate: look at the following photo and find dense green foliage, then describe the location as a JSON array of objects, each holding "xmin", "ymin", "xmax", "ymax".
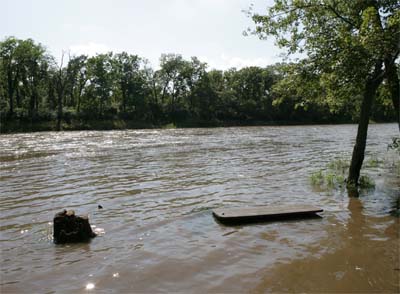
[
  {"xmin": 249, "ymin": 0, "xmax": 399, "ymax": 120},
  {"xmin": 248, "ymin": 0, "xmax": 399, "ymax": 186},
  {"xmin": 0, "ymin": 36, "xmax": 397, "ymax": 132}
]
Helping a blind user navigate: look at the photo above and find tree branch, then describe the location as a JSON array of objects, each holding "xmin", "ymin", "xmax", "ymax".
[
  {"xmin": 325, "ymin": 4, "xmax": 356, "ymax": 28},
  {"xmin": 267, "ymin": 2, "xmax": 357, "ymax": 29}
]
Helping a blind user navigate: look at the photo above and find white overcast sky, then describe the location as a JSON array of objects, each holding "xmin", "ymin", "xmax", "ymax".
[{"xmin": 1, "ymin": 0, "xmax": 287, "ymax": 70}]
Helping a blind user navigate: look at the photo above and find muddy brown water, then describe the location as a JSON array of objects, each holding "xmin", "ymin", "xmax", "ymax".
[{"xmin": 1, "ymin": 124, "xmax": 399, "ymax": 293}]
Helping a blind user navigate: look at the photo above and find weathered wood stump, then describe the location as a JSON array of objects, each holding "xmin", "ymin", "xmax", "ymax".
[{"xmin": 53, "ymin": 210, "xmax": 96, "ymax": 244}]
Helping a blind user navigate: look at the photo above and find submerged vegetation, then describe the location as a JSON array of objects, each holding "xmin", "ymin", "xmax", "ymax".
[
  {"xmin": 310, "ymin": 157, "xmax": 375, "ymax": 190},
  {"xmin": 311, "ymin": 144, "xmax": 400, "ymax": 193},
  {"xmin": 388, "ymin": 137, "xmax": 400, "ymax": 153}
]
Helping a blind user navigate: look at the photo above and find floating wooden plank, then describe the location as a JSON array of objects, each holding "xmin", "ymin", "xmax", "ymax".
[{"xmin": 213, "ymin": 204, "xmax": 323, "ymax": 224}]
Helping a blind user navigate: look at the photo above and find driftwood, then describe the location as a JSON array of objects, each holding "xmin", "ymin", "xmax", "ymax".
[{"xmin": 53, "ymin": 210, "xmax": 96, "ymax": 244}]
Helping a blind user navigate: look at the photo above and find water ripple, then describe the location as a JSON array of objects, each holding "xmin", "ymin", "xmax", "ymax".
[{"xmin": 0, "ymin": 124, "xmax": 398, "ymax": 293}]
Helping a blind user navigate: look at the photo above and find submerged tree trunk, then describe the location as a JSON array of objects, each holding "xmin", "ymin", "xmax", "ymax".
[{"xmin": 347, "ymin": 66, "xmax": 384, "ymax": 188}]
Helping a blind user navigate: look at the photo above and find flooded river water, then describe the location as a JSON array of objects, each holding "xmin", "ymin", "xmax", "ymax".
[{"xmin": 1, "ymin": 124, "xmax": 399, "ymax": 293}]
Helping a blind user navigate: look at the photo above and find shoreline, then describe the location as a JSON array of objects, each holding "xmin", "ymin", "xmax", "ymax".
[{"xmin": 0, "ymin": 118, "xmax": 396, "ymax": 134}]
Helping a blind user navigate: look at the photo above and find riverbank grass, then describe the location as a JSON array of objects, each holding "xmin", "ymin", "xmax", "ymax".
[{"xmin": 310, "ymin": 158, "xmax": 375, "ymax": 190}]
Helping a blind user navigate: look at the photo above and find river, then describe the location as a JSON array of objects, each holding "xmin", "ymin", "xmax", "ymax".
[{"xmin": 0, "ymin": 124, "xmax": 399, "ymax": 293}]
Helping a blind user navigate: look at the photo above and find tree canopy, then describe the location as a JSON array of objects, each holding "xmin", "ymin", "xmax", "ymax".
[
  {"xmin": 250, "ymin": 0, "xmax": 399, "ymax": 118},
  {"xmin": 0, "ymin": 35, "xmax": 397, "ymax": 136},
  {"xmin": 249, "ymin": 0, "xmax": 399, "ymax": 187}
]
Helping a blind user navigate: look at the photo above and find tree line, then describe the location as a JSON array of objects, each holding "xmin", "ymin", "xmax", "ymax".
[{"xmin": 0, "ymin": 36, "xmax": 397, "ymax": 132}]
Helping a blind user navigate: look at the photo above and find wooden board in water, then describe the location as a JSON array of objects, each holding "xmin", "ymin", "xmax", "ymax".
[{"xmin": 213, "ymin": 204, "xmax": 323, "ymax": 224}]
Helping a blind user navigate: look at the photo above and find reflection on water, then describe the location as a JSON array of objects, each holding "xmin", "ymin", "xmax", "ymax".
[
  {"xmin": 0, "ymin": 124, "xmax": 399, "ymax": 293},
  {"xmin": 251, "ymin": 196, "xmax": 399, "ymax": 293}
]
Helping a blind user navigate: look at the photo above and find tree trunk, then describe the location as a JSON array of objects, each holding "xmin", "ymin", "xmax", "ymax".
[
  {"xmin": 47, "ymin": 80, "xmax": 56, "ymax": 110},
  {"xmin": 152, "ymin": 81, "xmax": 158, "ymax": 105},
  {"xmin": 57, "ymin": 86, "xmax": 63, "ymax": 131},
  {"xmin": 70, "ymin": 92, "xmax": 75, "ymax": 108},
  {"xmin": 34, "ymin": 89, "xmax": 39, "ymax": 113},
  {"xmin": 76, "ymin": 78, "xmax": 86, "ymax": 113},
  {"xmin": 56, "ymin": 52, "xmax": 65, "ymax": 131},
  {"xmin": 16, "ymin": 86, "xmax": 21, "ymax": 108},
  {"xmin": 77, "ymin": 91, "xmax": 81, "ymax": 113},
  {"xmin": 7, "ymin": 72, "xmax": 14, "ymax": 116},
  {"xmin": 347, "ymin": 72, "xmax": 383, "ymax": 187},
  {"xmin": 161, "ymin": 83, "xmax": 168, "ymax": 104},
  {"xmin": 384, "ymin": 59, "xmax": 399, "ymax": 130},
  {"xmin": 29, "ymin": 91, "xmax": 35, "ymax": 119},
  {"xmin": 122, "ymin": 85, "xmax": 127, "ymax": 113}
]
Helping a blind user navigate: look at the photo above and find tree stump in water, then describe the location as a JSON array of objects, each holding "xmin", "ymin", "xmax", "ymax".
[{"xmin": 53, "ymin": 210, "xmax": 96, "ymax": 244}]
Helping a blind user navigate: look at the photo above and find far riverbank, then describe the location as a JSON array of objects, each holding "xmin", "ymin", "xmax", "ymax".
[{"xmin": 1, "ymin": 117, "xmax": 394, "ymax": 134}]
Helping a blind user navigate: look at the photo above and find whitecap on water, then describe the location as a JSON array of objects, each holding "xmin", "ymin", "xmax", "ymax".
[
  {"xmin": 85, "ymin": 283, "xmax": 95, "ymax": 290},
  {"xmin": 94, "ymin": 227, "xmax": 105, "ymax": 235}
]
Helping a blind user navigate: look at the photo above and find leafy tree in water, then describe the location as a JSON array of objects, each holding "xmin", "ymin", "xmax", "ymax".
[{"xmin": 249, "ymin": 0, "xmax": 399, "ymax": 188}]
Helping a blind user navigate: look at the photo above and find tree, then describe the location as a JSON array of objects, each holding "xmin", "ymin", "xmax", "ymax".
[
  {"xmin": 229, "ymin": 66, "xmax": 277, "ymax": 121},
  {"xmin": 190, "ymin": 70, "xmax": 219, "ymax": 120},
  {"xmin": 183, "ymin": 57, "xmax": 207, "ymax": 114},
  {"xmin": 0, "ymin": 37, "xmax": 50, "ymax": 119},
  {"xmin": 1, "ymin": 35, "xmax": 397, "ymax": 133},
  {"xmin": 112, "ymin": 52, "xmax": 139, "ymax": 113},
  {"xmin": 0, "ymin": 37, "xmax": 19, "ymax": 116},
  {"xmin": 65, "ymin": 54, "xmax": 88, "ymax": 113},
  {"xmin": 142, "ymin": 59, "xmax": 164, "ymax": 122},
  {"xmin": 250, "ymin": 0, "xmax": 400, "ymax": 188},
  {"xmin": 85, "ymin": 53, "xmax": 114, "ymax": 117},
  {"xmin": 206, "ymin": 69, "xmax": 226, "ymax": 119},
  {"xmin": 270, "ymin": 61, "xmax": 346, "ymax": 123},
  {"xmin": 53, "ymin": 51, "xmax": 68, "ymax": 131},
  {"xmin": 16, "ymin": 39, "xmax": 50, "ymax": 120},
  {"xmin": 157, "ymin": 54, "xmax": 187, "ymax": 115},
  {"xmin": 111, "ymin": 52, "xmax": 149, "ymax": 118},
  {"xmin": 48, "ymin": 52, "xmax": 88, "ymax": 130}
]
